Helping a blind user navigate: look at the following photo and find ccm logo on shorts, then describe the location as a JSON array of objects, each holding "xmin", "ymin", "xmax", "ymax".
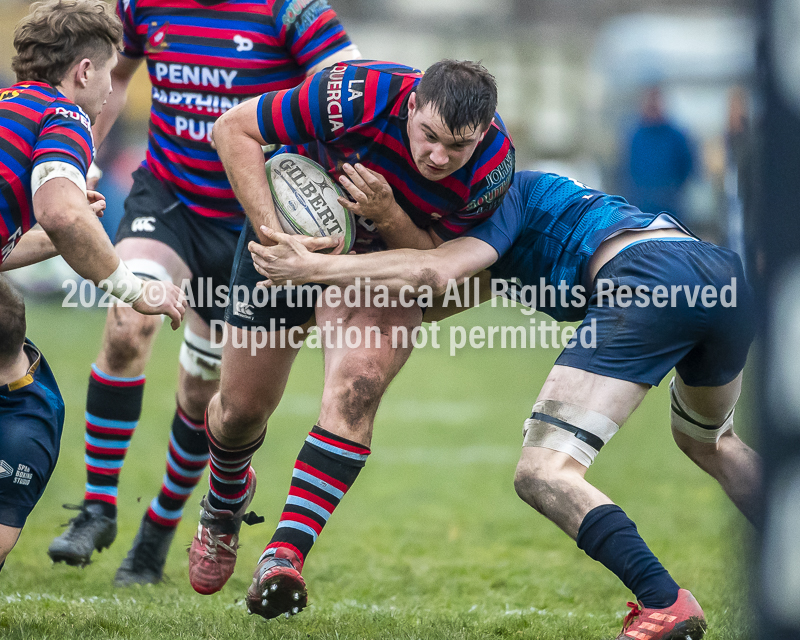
[{"xmin": 131, "ymin": 216, "xmax": 156, "ymax": 233}]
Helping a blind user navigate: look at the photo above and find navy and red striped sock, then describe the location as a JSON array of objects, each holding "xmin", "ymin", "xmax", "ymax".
[
  {"xmin": 145, "ymin": 405, "xmax": 209, "ymax": 529},
  {"xmin": 262, "ymin": 425, "xmax": 370, "ymax": 567},
  {"xmin": 84, "ymin": 364, "xmax": 145, "ymax": 518},
  {"xmin": 205, "ymin": 416, "xmax": 264, "ymax": 513}
]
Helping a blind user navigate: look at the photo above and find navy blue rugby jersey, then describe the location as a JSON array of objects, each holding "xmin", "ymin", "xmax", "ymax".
[
  {"xmin": 0, "ymin": 82, "xmax": 94, "ymax": 266},
  {"xmin": 466, "ymin": 171, "xmax": 692, "ymax": 321},
  {"xmin": 119, "ymin": 0, "xmax": 354, "ymax": 227},
  {"xmin": 0, "ymin": 340, "xmax": 65, "ymax": 527},
  {"xmin": 256, "ymin": 60, "xmax": 515, "ymax": 252}
]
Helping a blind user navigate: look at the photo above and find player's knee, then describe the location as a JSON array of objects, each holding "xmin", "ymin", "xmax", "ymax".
[
  {"xmin": 329, "ymin": 360, "xmax": 387, "ymax": 423},
  {"xmin": 513, "ymin": 449, "xmax": 562, "ymax": 512},
  {"xmin": 103, "ymin": 308, "xmax": 160, "ymax": 367},
  {"xmin": 217, "ymin": 392, "xmax": 269, "ymax": 437},
  {"xmin": 179, "ymin": 380, "xmax": 216, "ymax": 421}
]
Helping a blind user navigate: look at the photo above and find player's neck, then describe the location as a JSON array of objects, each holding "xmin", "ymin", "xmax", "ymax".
[{"xmin": 0, "ymin": 347, "xmax": 30, "ymax": 387}]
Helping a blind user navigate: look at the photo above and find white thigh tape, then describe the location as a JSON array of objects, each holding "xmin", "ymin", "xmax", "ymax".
[
  {"xmin": 522, "ymin": 400, "xmax": 619, "ymax": 467},
  {"xmin": 669, "ymin": 377, "xmax": 734, "ymax": 444},
  {"xmin": 124, "ymin": 258, "xmax": 173, "ymax": 283},
  {"xmin": 179, "ymin": 325, "xmax": 222, "ymax": 381}
]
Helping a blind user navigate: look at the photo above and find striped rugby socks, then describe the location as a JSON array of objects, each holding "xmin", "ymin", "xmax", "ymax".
[
  {"xmin": 146, "ymin": 406, "xmax": 209, "ymax": 528},
  {"xmin": 84, "ymin": 364, "xmax": 145, "ymax": 518},
  {"xmin": 263, "ymin": 425, "xmax": 370, "ymax": 567},
  {"xmin": 205, "ymin": 418, "xmax": 264, "ymax": 513}
]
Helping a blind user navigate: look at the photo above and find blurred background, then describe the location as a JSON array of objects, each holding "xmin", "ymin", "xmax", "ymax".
[{"xmin": 0, "ymin": 0, "xmax": 756, "ymax": 249}]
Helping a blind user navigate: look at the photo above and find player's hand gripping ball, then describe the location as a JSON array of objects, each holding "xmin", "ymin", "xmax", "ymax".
[{"xmin": 265, "ymin": 153, "xmax": 355, "ymax": 253}]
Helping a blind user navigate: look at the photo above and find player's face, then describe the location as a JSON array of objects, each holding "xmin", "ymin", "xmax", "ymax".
[
  {"xmin": 407, "ymin": 92, "xmax": 487, "ymax": 181},
  {"xmin": 82, "ymin": 52, "xmax": 117, "ymax": 124}
]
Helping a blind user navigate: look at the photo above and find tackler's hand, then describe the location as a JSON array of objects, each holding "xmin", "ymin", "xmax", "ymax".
[{"xmin": 249, "ymin": 226, "xmax": 340, "ymax": 287}]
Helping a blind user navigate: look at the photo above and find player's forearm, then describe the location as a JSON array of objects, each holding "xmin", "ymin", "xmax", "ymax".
[
  {"xmin": 213, "ymin": 108, "xmax": 281, "ymax": 241},
  {"xmin": 373, "ymin": 202, "xmax": 441, "ymax": 250},
  {"xmin": 0, "ymin": 227, "xmax": 58, "ymax": 271},
  {"xmin": 306, "ymin": 249, "xmax": 450, "ymax": 295},
  {"xmin": 33, "ymin": 181, "xmax": 120, "ymax": 283}
]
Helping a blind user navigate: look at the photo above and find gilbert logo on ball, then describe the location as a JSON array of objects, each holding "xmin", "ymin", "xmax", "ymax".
[{"xmin": 266, "ymin": 153, "xmax": 355, "ymax": 253}]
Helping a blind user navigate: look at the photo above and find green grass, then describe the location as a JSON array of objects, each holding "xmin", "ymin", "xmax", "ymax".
[{"xmin": 0, "ymin": 300, "xmax": 755, "ymax": 639}]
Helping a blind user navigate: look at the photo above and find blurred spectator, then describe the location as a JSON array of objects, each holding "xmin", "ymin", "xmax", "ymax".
[{"xmin": 619, "ymin": 86, "xmax": 695, "ymax": 217}]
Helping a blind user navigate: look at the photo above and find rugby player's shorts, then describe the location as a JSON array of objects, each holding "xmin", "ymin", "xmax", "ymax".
[
  {"xmin": 0, "ymin": 341, "xmax": 65, "ymax": 529},
  {"xmin": 115, "ymin": 166, "xmax": 240, "ymax": 324},
  {"xmin": 226, "ymin": 219, "xmax": 324, "ymax": 330},
  {"xmin": 555, "ymin": 239, "xmax": 755, "ymax": 387}
]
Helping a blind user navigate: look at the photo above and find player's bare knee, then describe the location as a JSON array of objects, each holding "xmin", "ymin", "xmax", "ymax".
[
  {"xmin": 102, "ymin": 308, "xmax": 160, "ymax": 369},
  {"xmin": 513, "ymin": 452, "xmax": 561, "ymax": 512},
  {"xmin": 178, "ymin": 379, "xmax": 217, "ymax": 421},
  {"xmin": 217, "ymin": 390, "xmax": 270, "ymax": 440}
]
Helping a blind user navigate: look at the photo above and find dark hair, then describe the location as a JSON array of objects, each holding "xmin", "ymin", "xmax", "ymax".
[
  {"xmin": 0, "ymin": 275, "xmax": 26, "ymax": 366},
  {"xmin": 415, "ymin": 59, "xmax": 498, "ymax": 135},
  {"xmin": 12, "ymin": 0, "xmax": 123, "ymax": 86}
]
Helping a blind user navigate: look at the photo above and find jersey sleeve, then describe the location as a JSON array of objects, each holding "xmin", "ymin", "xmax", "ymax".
[
  {"xmin": 33, "ymin": 103, "xmax": 94, "ymax": 178},
  {"xmin": 433, "ymin": 128, "xmax": 515, "ymax": 241},
  {"xmin": 257, "ymin": 63, "xmax": 393, "ymax": 145},
  {"xmin": 464, "ymin": 177, "xmax": 525, "ymax": 259},
  {"xmin": 277, "ymin": 0, "xmax": 354, "ymax": 73},
  {"xmin": 117, "ymin": 0, "xmax": 144, "ymax": 59}
]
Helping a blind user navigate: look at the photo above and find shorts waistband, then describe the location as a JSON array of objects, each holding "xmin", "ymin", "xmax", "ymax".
[{"xmin": 595, "ymin": 237, "xmax": 707, "ymax": 283}]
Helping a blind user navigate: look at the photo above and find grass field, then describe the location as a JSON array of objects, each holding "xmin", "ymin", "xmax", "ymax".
[{"xmin": 1, "ymin": 299, "xmax": 755, "ymax": 639}]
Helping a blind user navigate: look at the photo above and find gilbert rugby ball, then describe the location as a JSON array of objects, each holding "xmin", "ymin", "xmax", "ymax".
[{"xmin": 265, "ymin": 153, "xmax": 355, "ymax": 253}]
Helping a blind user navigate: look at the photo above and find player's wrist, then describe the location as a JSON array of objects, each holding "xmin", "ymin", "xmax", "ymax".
[{"xmin": 98, "ymin": 260, "xmax": 144, "ymax": 304}]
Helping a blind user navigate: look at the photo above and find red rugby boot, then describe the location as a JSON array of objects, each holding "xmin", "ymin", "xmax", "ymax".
[
  {"xmin": 617, "ymin": 589, "xmax": 707, "ymax": 640},
  {"xmin": 246, "ymin": 546, "xmax": 308, "ymax": 619},
  {"xmin": 188, "ymin": 467, "xmax": 259, "ymax": 595}
]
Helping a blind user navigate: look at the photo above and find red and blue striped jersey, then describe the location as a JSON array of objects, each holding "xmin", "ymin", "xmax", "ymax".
[
  {"xmin": 256, "ymin": 61, "xmax": 515, "ymax": 251},
  {"xmin": 119, "ymin": 0, "xmax": 354, "ymax": 228},
  {"xmin": 0, "ymin": 82, "xmax": 94, "ymax": 266}
]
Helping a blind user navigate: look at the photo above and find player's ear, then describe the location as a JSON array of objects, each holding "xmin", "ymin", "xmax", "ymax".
[
  {"xmin": 75, "ymin": 59, "xmax": 93, "ymax": 88},
  {"xmin": 408, "ymin": 91, "xmax": 417, "ymax": 115}
]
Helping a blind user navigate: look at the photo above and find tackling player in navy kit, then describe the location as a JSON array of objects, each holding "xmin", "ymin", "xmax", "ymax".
[
  {"xmin": 0, "ymin": 0, "xmax": 184, "ymax": 573},
  {"xmin": 47, "ymin": 0, "xmax": 361, "ymax": 585},
  {"xmin": 249, "ymin": 170, "xmax": 759, "ymax": 640},
  {"xmin": 192, "ymin": 59, "xmax": 514, "ymax": 617}
]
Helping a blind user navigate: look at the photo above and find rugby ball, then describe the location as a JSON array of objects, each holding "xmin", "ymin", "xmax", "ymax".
[{"xmin": 265, "ymin": 153, "xmax": 355, "ymax": 253}]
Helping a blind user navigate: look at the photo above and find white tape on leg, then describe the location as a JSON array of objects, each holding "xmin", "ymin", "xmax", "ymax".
[
  {"xmin": 179, "ymin": 325, "xmax": 222, "ymax": 381},
  {"xmin": 669, "ymin": 377, "xmax": 734, "ymax": 444}
]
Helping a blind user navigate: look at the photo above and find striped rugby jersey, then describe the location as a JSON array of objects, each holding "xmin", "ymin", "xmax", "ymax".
[
  {"xmin": 256, "ymin": 61, "xmax": 515, "ymax": 251},
  {"xmin": 119, "ymin": 0, "xmax": 354, "ymax": 229},
  {"xmin": 0, "ymin": 82, "xmax": 94, "ymax": 266}
]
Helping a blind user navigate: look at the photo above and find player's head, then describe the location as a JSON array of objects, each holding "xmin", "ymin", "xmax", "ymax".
[
  {"xmin": 0, "ymin": 276, "xmax": 26, "ymax": 370},
  {"xmin": 407, "ymin": 59, "xmax": 498, "ymax": 181},
  {"xmin": 12, "ymin": 0, "xmax": 122, "ymax": 123}
]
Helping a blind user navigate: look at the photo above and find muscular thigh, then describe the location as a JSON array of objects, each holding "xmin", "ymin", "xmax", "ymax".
[
  {"xmin": 538, "ymin": 365, "xmax": 649, "ymax": 428},
  {"xmin": 316, "ymin": 293, "xmax": 423, "ymax": 383}
]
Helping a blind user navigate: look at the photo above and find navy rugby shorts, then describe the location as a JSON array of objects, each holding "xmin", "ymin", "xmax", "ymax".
[
  {"xmin": 555, "ymin": 239, "xmax": 756, "ymax": 387},
  {"xmin": 115, "ymin": 166, "xmax": 240, "ymax": 324},
  {"xmin": 0, "ymin": 341, "xmax": 64, "ymax": 529},
  {"xmin": 226, "ymin": 219, "xmax": 323, "ymax": 329}
]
